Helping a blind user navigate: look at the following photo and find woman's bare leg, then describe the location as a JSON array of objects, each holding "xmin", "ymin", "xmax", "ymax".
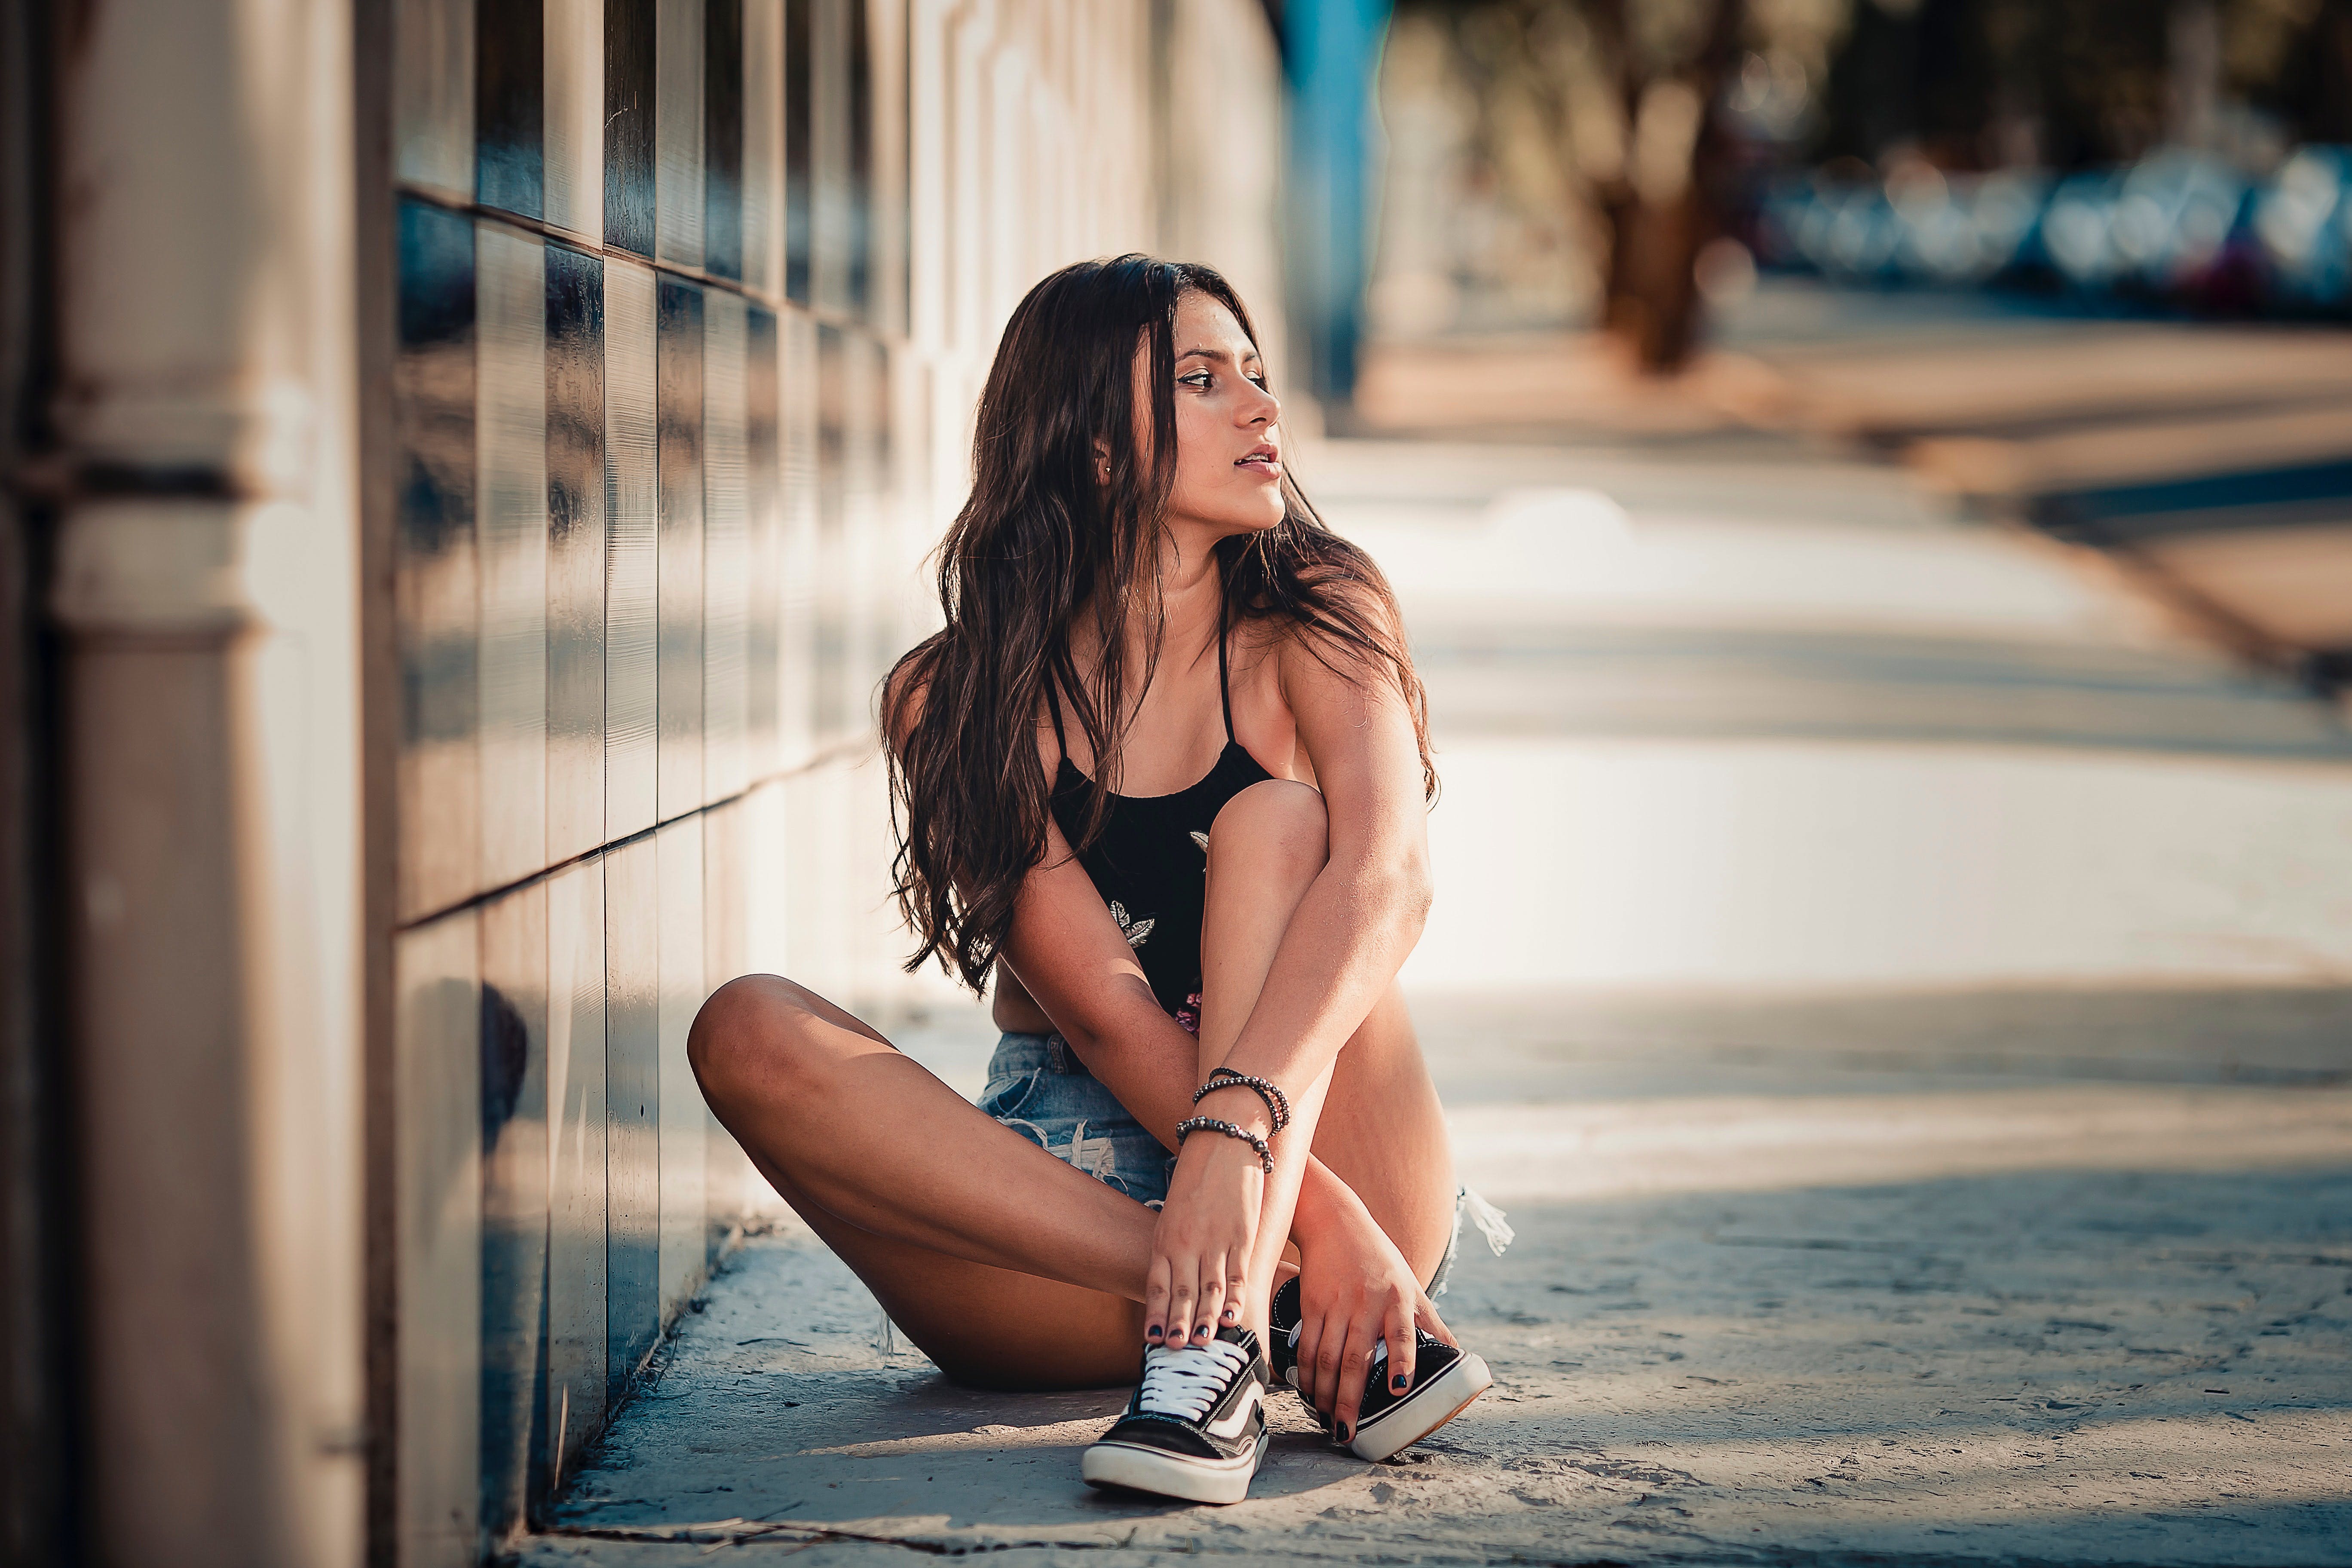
[
  {"xmin": 1195, "ymin": 781, "xmax": 1457, "ymax": 1334},
  {"xmin": 690, "ymin": 977, "xmax": 1154, "ymax": 1387},
  {"xmin": 1310, "ymin": 984, "xmax": 1457, "ymax": 1286},
  {"xmin": 693, "ymin": 787, "xmax": 1454, "ymax": 1388}
]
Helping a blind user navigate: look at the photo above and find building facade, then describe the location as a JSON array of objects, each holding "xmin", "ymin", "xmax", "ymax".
[{"xmin": 0, "ymin": 1, "xmax": 1287, "ymax": 1564}]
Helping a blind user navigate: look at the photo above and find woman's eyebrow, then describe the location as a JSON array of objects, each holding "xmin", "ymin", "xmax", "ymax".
[{"xmin": 1176, "ymin": 346, "xmax": 1259, "ymax": 365}]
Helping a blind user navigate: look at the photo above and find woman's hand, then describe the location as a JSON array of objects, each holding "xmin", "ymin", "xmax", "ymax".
[
  {"xmin": 1290, "ymin": 1193, "xmax": 1455, "ymax": 1444},
  {"xmin": 1145, "ymin": 1130, "xmax": 1265, "ymax": 1348}
]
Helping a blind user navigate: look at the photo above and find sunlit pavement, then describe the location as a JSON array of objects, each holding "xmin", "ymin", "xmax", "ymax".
[{"xmin": 527, "ymin": 438, "xmax": 2352, "ymax": 1564}]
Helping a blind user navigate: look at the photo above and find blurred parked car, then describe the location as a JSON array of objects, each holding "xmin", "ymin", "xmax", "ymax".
[{"xmin": 1758, "ymin": 145, "xmax": 2352, "ymax": 321}]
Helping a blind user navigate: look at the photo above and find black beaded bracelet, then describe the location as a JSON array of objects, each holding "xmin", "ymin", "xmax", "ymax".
[
  {"xmin": 1192, "ymin": 1066, "xmax": 1292, "ymax": 1133},
  {"xmin": 1174, "ymin": 1115, "xmax": 1275, "ymax": 1174}
]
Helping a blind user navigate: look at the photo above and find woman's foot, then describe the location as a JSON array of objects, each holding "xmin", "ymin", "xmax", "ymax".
[
  {"xmin": 1269, "ymin": 1277, "xmax": 1493, "ymax": 1461},
  {"xmin": 1080, "ymin": 1327, "xmax": 1271, "ymax": 1504}
]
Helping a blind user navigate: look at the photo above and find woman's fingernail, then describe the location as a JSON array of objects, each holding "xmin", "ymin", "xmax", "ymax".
[
  {"xmin": 1392, "ymin": 1374, "xmax": 1408, "ymax": 1390},
  {"xmin": 1336, "ymin": 1423, "xmax": 1351, "ymax": 1442},
  {"xmin": 1147, "ymin": 1326, "xmax": 1163, "ymax": 1340}
]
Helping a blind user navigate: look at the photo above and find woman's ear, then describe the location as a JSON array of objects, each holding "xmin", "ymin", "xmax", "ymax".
[{"xmin": 1092, "ymin": 438, "xmax": 1111, "ymax": 487}]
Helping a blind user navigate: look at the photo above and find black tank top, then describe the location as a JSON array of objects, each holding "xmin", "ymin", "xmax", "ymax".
[{"xmin": 1047, "ymin": 624, "xmax": 1273, "ymax": 1029}]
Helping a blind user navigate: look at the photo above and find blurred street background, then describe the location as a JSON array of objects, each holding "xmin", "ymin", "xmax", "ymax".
[{"xmin": 4, "ymin": 0, "xmax": 2349, "ymax": 1565}]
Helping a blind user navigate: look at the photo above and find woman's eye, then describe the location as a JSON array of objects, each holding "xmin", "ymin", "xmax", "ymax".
[{"xmin": 1179, "ymin": 372, "xmax": 1211, "ymax": 389}]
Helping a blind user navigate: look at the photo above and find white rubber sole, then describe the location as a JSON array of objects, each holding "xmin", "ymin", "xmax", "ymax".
[
  {"xmin": 1347, "ymin": 1351, "xmax": 1493, "ymax": 1462},
  {"xmin": 1079, "ymin": 1428, "xmax": 1269, "ymax": 1505}
]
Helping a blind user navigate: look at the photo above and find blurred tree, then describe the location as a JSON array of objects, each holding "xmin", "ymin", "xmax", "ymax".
[
  {"xmin": 1398, "ymin": 0, "xmax": 1762, "ymax": 371},
  {"xmin": 2240, "ymin": 0, "xmax": 2352, "ymax": 144},
  {"xmin": 1819, "ymin": 0, "xmax": 2352, "ymax": 170}
]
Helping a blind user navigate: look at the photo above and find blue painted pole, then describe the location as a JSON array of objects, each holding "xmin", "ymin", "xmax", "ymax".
[{"xmin": 1285, "ymin": 0, "xmax": 1390, "ymax": 417}]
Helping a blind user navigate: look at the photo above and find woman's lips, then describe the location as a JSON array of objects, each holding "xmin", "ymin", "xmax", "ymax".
[{"xmin": 1235, "ymin": 446, "xmax": 1281, "ymax": 478}]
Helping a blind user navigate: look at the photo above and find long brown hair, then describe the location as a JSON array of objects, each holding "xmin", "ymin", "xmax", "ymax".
[{"xmin": 882, "ymin": 256, "xmax": 1433, "ymax": 993}]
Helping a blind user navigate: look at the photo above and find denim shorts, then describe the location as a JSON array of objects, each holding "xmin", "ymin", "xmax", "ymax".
[
  {"xmin": 977, "ymin": 1031, "xmax": 1510, "ymax": 1296},
  {"xmin": 979, "ymin": 1031, "xmax": 1179, "ymax": 1207}
]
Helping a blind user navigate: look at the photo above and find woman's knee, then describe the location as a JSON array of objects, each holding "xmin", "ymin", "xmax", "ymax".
[
  {"xmin": 1207, "ymin": 779, "xmax": 1328, "ymax": 881},
  {"xmin": 688, "ymin": 973, "xmax": 824, "ymax": 1107}
]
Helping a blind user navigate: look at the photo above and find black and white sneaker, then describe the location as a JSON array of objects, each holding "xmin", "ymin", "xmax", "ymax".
[
  {"xmin": 1269, "ymin": 1276, "xmax": 1493, "ymax": 1462},
  {"xmin": 1079, "ymin": 1326, "xmax": 1271, "ymax": 1504}
]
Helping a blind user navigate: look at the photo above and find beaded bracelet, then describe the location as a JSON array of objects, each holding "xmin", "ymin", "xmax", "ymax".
[
  {"xmin": 1191, "ymin": 1067, "xmax": 1291, "ymax": 1133},
  {"xmin": 1174, "ymin": 1115, "xmax": 1276, "ymax": 1174}
]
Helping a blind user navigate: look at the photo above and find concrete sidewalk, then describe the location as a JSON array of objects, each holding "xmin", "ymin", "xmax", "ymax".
[
  {"xmin": 1352, "ymin": 284, "xmax": 2352, "ymax": 673},
  {"xmin": 524, "ymin": 993, "xmax": 2352, "ymax": 1565}
]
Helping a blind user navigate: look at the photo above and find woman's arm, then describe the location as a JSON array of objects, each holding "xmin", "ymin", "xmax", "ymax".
[
  {"xmin": 1196, "ymin": 624, "xmax": 1433, "ymax": 1106},
  {"xmin": 993, "ymin": 757, "xmax": 1408, "ymax": 1286}
]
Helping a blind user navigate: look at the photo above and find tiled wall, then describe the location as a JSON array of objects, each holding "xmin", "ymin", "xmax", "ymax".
[{"xmin": 384, "ymin": 1, "xmax": 1160, "ymax": 1560}]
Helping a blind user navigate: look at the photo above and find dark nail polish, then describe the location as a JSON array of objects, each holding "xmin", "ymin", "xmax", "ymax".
[
  {"xmin": 1336, "ymin": 1423, "xmax": 1351, "ymax": 1442},
  {"xmin": 1392, "ymin": 1374, "xmax": 1408, "ymax": 1390},
  {"xmin": 1148, "ymin": 1326, "xmax": 1163, "ymax": 1340}
]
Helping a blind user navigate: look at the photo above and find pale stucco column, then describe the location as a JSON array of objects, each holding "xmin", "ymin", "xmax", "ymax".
[{"xmin": 49, "ymin": 1, "xmax": 365, "ymax": 1564}]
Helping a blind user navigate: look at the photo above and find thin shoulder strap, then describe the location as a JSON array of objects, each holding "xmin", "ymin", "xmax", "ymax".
[{"xmin": 1216, "ymin": 608, "xmax": 1237, "ymax": 746}]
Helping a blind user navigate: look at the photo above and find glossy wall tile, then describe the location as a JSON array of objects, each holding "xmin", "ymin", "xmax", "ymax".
[
  {"xmin": 395, "ymin": 0, "xmax": 474, "ymax": 199},
  {"xmin": 603, "ymin": 835, "xmax": 660, "ymax": 1406},
  {"xmin": 703, "ymin": 290, "xmax": 750, "ymax": 804},
  {"xmin": 783, "ymin": 0, "xmax": 813, "ymax": 302},
  {"xmin": 655, "ymin": 817, "xmax": 707, "ymax": 1309},
  {"xmin": 809, "ymin": 0, "xmax": 853, "ymax": 316},
  {"xmin": 545, "ymin": 241, "xmax": 607, "ymax": 865},
  {"xmin": 655, "ymin": 0, "xmax": 707, "ymax": 267},
  {"xmin": 476, "ymin": 223, "xmax": 549, "ymax": 892},
  {"xmin": 813, "ymin": 322, "xmax": 849, "ymax": 740},
  {"xmin": 842, "ymin": 0, "xmax": 873, "ymax": 315},
  {"xmin": 603, "ymin": 0, "xmax": 657, "ymax": 257},
  {"xmin": 743, "ymin": 0, "xmax": 783, "ymax": 297},
  {"xmin": 478, "ymin": 884, "xmax": 549, "ymax": 1544},
  {"xmin": 604, "ymin": 259, "xmax": 658, "ymax": 841},
  {"xmin": 703, "ymin": 0, "xmax": 746, "ymax": 283},
  {"xmin": 778, "ymin": 308, "xmax": 819, "ymax": 767},
  {"xmin": 394, "ymin": 911, "xmax": 480, "ymax": 1568},
  {"xmin": 475, "ymin": 0, "xmax": 544, "ymax": 219},
  {"xmin": 655, "ymin": 279, "xmax": 706, "ymax": 821},
  {"xmin": 699, "ymin": 801, "xmax": 749, "ymax": 1262},
  {"xmin": 545, "ymin": 858, "xmax": 607, "ymax": 1490},
  {"xmin": 840, "ymin": 330, "xmax": 886, "ymax": 741},
  {"xmin": 542, "ymin": 0, "xmax": 604, "ymax": 241},
  {"xmin": 745, "ymin": 305, "xmax": 781, "ymax": 777},
  {"xmin": 395, "ymin": 199, "xmax": 478, "ymax": 923}
]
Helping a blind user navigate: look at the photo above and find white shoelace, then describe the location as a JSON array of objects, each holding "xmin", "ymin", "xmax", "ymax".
[{"xmin": 1136, "ymin": 1338, "xmax": 1253, "ymax": 1422}]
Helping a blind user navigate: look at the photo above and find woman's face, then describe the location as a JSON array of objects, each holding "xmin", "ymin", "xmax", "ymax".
[{"xmin": 1142, "ymin": 289, "xmax": 1284, "ymax": 539}]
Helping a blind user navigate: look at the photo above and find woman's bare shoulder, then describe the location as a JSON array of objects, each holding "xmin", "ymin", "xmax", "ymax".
[{"xmin": 1265, "ymin": 579, "xmax": 1406, "ymax": 690}]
